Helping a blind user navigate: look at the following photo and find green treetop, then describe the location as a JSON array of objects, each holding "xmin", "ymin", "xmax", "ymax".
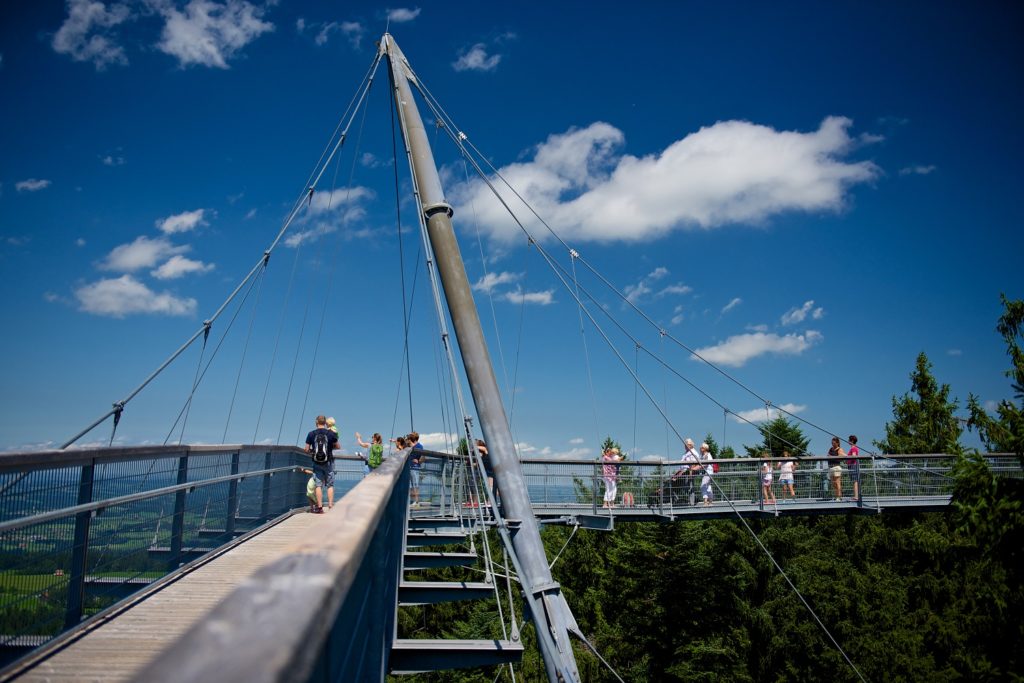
[
  {"xmin": 876, "ymin": 351, "xmax": 962, "ymax": 454},
  {"xmin": 967, "ymin": 294, "xmax": 1024, "ymax": 457},
  {"xmin": 743, "ymin": 416, "xmax": 810, "ymax": 458}
]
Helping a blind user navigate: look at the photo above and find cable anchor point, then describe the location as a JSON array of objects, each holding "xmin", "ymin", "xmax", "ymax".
[{"xmin": 569, "ymin": 248, "xmax": 579, "ymax": 259}]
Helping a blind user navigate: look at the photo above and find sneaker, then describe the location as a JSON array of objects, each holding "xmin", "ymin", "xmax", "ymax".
[{"xmin": 313, "ymin": 506, "xmax": 324, "ymax": 514}]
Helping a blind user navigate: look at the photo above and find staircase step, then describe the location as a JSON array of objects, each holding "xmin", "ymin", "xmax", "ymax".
[
  {"xmin": 404, "ymin": 552, "xmax": 477, "ymax": 569},
  {"xmin": 407, "ymin": 517, "xmax": 466, "ymax": 531},
  {"xmin": 405, "ymin": 531, "xmax": 469, "ymax": 548},
  {"xmin": 398, "ymin": 581, "xmax": 494, "ymax": 605},
  {"xmin": 390, "ymin": 638, "xmax": 524, "ymax": 674}
]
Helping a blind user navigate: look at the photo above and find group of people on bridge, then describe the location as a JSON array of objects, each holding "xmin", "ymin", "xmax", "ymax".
[{"xmin": 599, "ymin": 434, "xmax": 865, "ymax": 510}]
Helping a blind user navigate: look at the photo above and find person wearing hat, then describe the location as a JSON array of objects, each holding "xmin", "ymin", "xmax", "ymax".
[{"xmin": 601, "ymin": 446, "xmax": 622, "ymax": 509}]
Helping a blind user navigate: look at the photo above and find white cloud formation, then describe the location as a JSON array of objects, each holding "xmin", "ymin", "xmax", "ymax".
[
  {"xmin": 473, "ymin": 271, "xmax": 519, "ymax": 293},
  {"xmin": 101, "ymin": 154, "xmax": 126, "ymax": 166},
  {"xmin": 387, "ymin": 7, "xmax": 421, "ymax": 22},
  {"xmin": 314, "ymin": 20, "xmax": 364, "ymax": 48},
  {"xmin": 658, "ymin": 283, "xmax": 692, "ymax": 297},
  {"xmin": 244, "ymin": 208, "xmax": 257, "ymax": 219},
  {"xmin": 569, "ymin": 437, "xmax": 585, "ymax": 445},
  {"xmin": 670, "ymin": 304, "xmax": 684, "ymax": 326},
  {"xmin": 16, "ymin": 179, "xmax": 52, "ymax": 192},
  {"xmin": 451, "ymin": 117, "xmax": 879, "ymax": 244},
  {"xmin": 295, "ymin": 17, "xmax": 305, "ymax": 32},
  {"xmin": 155, "ymin": 0, "xmax": 274, "ymax": 69},
  {"xmin": 899, "ymin": 164, "xmax": 936, "ymax": 176},
  {"xmin": 157, "ymin": 208, "xmax": 207, "ymax": 234},
  {"xmin": 731, "ymin": 403, "xmax": 808, "ymax": 423},
  {"xmin": 100, "ymin": 236, "xmax": 189, "ymax": 272},
  {"xmin": 285, "ymin": 186, "xmax": 375, "ymax": 247},
  {"xmin": 721, "ymin": 297, "xmax": 742, "ymax": 314},
  {"xmin": 624, "ymin": 266, "xmax": 668, "ymax": 304},
  {"xmin": 151, "ymin": 254, "xmax": 214, "ymax": 279},
  {"xmin": 76, "ymin": 238, "xmax": 87, "ymax": 247},
  {"xmin": 308, "ymin": 186, "xmax": 374, "ymax": 214},
  {"xmin": 781, "ymin": 300, "xmax": 824, "ymax": 326},
  {"xmin": 453, "ymin": 43, "xmax": 501, "ymax": 72},
  {"xmin": 52, "ymin": 0, "xmax": 132, "ymax": 70},
  {"xmin": 75, "ymin": 274, "xmax": 197, "ymax": 317},
  {"xmin": 415, "ymin": 431, "xmax": 456, "ymax": 452},
  {"xmin": 947, "ymin": 348, "xmax": 962, "ymax": 357},
  {"xmin": 503, "ymin": 288, "xmax": 554, "ymax": 305},
  {"xmin": 693, "ymin": 330, "xmax": 822, "ymax": 367}
]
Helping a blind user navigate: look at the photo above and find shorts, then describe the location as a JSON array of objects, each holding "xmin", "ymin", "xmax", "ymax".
[
  {"xmin": 780, "ymin": 476, "xmax": 794, "ymax": 484},
  {"xmin": 313, "ymin": 463, "xmax": 335, "ymax": 488},
  {"xmin": 848, "ymin": 462, "xmax": 861, "ymax": 481},
  {"xmin": 829, "ymin": 465, "xmax": 842, "ymax": 479},
  {"xmin": 762, "ymin": 475, "xmax": 773, "ymax": 485},
  {"xmin": 410, "ymin": 468, "xmax": 421, "ymax": 488}
]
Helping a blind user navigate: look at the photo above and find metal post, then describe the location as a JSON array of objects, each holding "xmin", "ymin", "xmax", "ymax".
[
  {"xmin": 226, "ymin": 451, "xmax": 240, "ymax": 537},
  {"xmin": 170, "ymin": 455, "xmax": 189, "ymax": 568},
  {"xmin": 383, "ymin": 34, "xmax": 581, "ymax": 682},
  {"xmin": 261, "ymin": 452, "xmax": 272, "ymax": 518},
  {"xmin": 64, "ymin": 461, "xmax": 94, "ymax": 629}
]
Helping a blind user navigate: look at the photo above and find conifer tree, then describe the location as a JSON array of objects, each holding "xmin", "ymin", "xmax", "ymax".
[
  {"xmin": 967, "ymin": 294, "xmax": 1024, "ymax": 457},
  {"xmin": 876, "ymin": 352, "xmax": 962, "ymax": 454},
  {"xmin": 743, "ymin": 416, "xmax": 810, "ymax": 458}
]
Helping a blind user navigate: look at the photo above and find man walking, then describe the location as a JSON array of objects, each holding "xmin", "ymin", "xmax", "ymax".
[{"xmin": 305, "ymin": 415, "xmax": 339, "ymax": 512}]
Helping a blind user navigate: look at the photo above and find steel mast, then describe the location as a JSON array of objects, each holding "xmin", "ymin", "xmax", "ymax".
[{"xmin": 381, "ymin": 34, "xmax": 582, "ymax": 682}]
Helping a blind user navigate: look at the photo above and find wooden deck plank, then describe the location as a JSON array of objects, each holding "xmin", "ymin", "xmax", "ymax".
[{"xmin": 14, "ymin": 512, "xmax": 322, "ymax": 682}]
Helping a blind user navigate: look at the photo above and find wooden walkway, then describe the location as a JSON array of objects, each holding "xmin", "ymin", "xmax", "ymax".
[{"xmin": 9, "ymin": 511, "xmax": 324, "ymax": 682}]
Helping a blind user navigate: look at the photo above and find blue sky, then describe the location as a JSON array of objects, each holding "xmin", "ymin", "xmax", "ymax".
[{"xmin": 1, "ymin": 1, "xmax": 1021, "ymax": 458}]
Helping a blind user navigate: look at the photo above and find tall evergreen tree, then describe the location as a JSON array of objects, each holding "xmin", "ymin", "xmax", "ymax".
[
  {"xmin": 967, "ymin": 294, "xmax": 1024, "ymax": 457},
  {"xmin": 743, "ymin": 416, "xmax": 810, "ymax": 458},
  {"xmin": 876, "ymin": 352, "xmax": 962, "ymax": 454}
]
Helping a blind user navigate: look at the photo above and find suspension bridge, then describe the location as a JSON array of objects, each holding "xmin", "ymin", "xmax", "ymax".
[{"xmin": 1, "ymin": 33, "xmax": 1020, "ymax": 682}]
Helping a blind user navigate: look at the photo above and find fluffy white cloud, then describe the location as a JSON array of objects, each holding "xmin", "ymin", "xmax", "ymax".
[
  {"xmin": 569, "ymin": 437, "xmax": 585, "ymax": 445},
  {"xmin": 151, "ymin": 255, "xmax": 214, "ymax": 279},
  {"xmin": 52, "ymin": 0, "xmax": 132, "ymax": 70},
  {"xmin": 387, "ymin": 7, "xmax": 421, "ymax": 22},
  {"xmin": 693, "ymin": 330, "xmax": 822, "ymax": 367},
  {"xmin": 451, "ymin": 117, "xmax": 879, "ymax": 243},
  {"xmin": 157, "ymin": 208, "xmax": 207, "ymax": 234},
  {"xmin": 731, "ymin": 403, "xmax": 808, "ymax": 424},
  {"xmin": 100, "ymin": 236, "xmax": 189, "ymax": 272},
  {"xmin": 899, "ymin": 164, "xmax": 936, "ymax": 176},
  {"xmin": 75, "ymin": 274, "xmax": 196, "ymax": 317},
  {"xmin": 781, "ymin": 300, "xmax": 824, "ymax": 326},
  {"xmin": 101, "ymin": 154, "xmax": 126, "ymax": 166},
  {"xmin": 16, "ymin": 178, "xmax": 51, "ymax": 192},
  {"xmin": 314, "ymin": 20, "xmax": 364, "ymax": 48},
  {"xmin": 453, "ymin": 43, "xmax": 501, "ymax": 72},
  {"xmin": 308, "ymin": 186, "xmax": 374, "ymax": 214},
  {"xmin": 503, "ymin": 288, "xmax": 554, "ymax": 305},
  {"xmin": 156, "ymin": 0, "xmax": 274, "ymax": 69},
  {"xmin": 721, "ymin": 297, "xmax": 742, "ymax": 314},
  {"xmin": 415, "ymin": 431, "xmax": 456, "ymax": 452},
  {"xmin": 624, "ymin": 267, "xmax": 667, "ymax": 304},
  {"xmin": 947, "ymin": 348, "xmax": 962, "ymax": 357},
  {"xmin": 473, "ymin": 271, "xmax": 519, "ymax": 293},
  {"xmin": 285, "ymin": 186, "xmax": 375, "ymax": 246},
  {"xmin": 670, "ymin": 304, "xmax": 684, "ymax": 326}
]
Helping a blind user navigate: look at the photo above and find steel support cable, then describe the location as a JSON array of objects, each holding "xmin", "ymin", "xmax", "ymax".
[
  {"xmin": 223, "ymin": 264, "xmax": 268, "ymax": 443},
  {"xmin": 276, "ymin": 276, "xmax": 315, "ymax": 444},
  {"xmin": 410, "ymin": 80, "xmax": 871, "ymax": 460},
  {"xmin": 292, "ymin": 75, "xmax": 377, "ymax": 445},
  {"xmin": 63, "ymin": 55, "xmax": 383, "ymax": 450},
  {"xmin": 175, "ymin": 323, "xmax": 209, "ymax": 445},
  {"xmin": 428, "ymin": 109, "xmax": 867, "ymax": 676},
  {"xmin": 388, "ymin": 249, "xmax": 422, "ymax": 453},
  {"xmin": 252, "ymin": 231, "xmax": 305, "ymax": 443},
  {"xmin": 388, "ymin": 61, "xmax": 415, "ymax": 430},
  {"xmin": 571, "ymin": 251, "xmax": 602, "ymax": 446},
  {"xmin": 165, "ymin": 269, "xmax": 264, "ymax": 445}
]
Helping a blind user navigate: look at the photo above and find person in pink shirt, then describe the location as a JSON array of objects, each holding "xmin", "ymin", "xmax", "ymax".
[{"xmin": 601, "ymin": 447, "xmax": 622, "ymax": 509}]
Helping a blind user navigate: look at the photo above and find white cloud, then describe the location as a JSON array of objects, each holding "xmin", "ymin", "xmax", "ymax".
[
  {"xmin": 781, "ymin": 300, "xmax": 824, "ymax": 326},
  {"xmin": 244, "ymin": 208, "xmax": 257, "ymax": 219},
  {"xmin": 285, "ymin": 186, "xmax": 375, "ymax": 247},
  {"xmin": 899, "ymin": 164, "xmax": 936, "ymax": 176},
  {"xmin": 473, "ymin": 271, "xmax": 519, "ymax": 293},
  {"xmin": 75, "ymin": 275, "xmax": 197, "ymax": 317},
  {"xmin": 100, "ymin": 236, "xmax": 189, "ymax": 272},
  {"xmin": 157, "ymin": 208, "xmax": 207, "ymax": 234},
  {"xmin": 295, "ymin": 17, "xmax": 305, "ymax": 32},
  {"xmin": 502, "ymin": 288, "xmax": 554, "ymax": 305},
  {"xmin": 658, "ymin": 283, "xmax": 692, "ymax": 297},
  {"xmin": 721, "ymin": 297, "xmax": 742, "ymax": 314},
  {"xmin": 16, "ymin": 178, "xmax": 51, "ymax": 192},
  {"xmin": 569, "ymin": 437, "xmax": 584, "ymax": 445},
  {"xmin": 387, "ymin": 7, "xmax": 421, "ymax": 22},
  {"xmin": 308, "ymin": 186, "xmax": 374, "ymax": 214},
  {"xmin": 731, "ymin": 403, "xmax": 808, "ymax": 423},
  {"xmin": 451, "ymin": 117, "xmax": 879, "ymax": 244},
  {"xmin": 624, "ymin": 266, "xmax": 668, "ymax": 304},
  {"xmin": 156, "ymin": 0, "xmax": 274, "ymax": 69},
  {"xmin": 453, "ymin": 43, "xmax": 501, "ymax": 72},
  {"xmin": 101, "ymin": 154, "xmax": 126, "ymax": 166},
  {"xmin": 360, "ymin": 152, "xmax": 390, "ymax": 168},
  {"xmin": 670, "ymin": 305, "xmax": 684, "ymax": 326},
  {"xmin": 76, "ymin": 238, "xmax": 87, "ymax": 247},
  {"xmin": 693, "ymin": 330, "xmax": 822, "ymax": 367},
  {"xmin": 747, "ymin": 323, "xmax": 768, "ymax": 332},
  {"xmin": 415, "ymin": 431, "xmax": 456, "ymax": 451},
  {"xmin": 151, "ymin": 255, "xmax": 214, "ymax": 279},
  {"xmin": 52, "ymin": 0, "xmax": 132, "ymax": 70},
  {"xmin": 947, "ymin": 348, "xmax": 962, "ymax": 357}
]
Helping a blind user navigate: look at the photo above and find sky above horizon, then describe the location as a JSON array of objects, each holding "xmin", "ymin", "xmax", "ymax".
[{"xmin": 1, "ymin": 1, "xmax": 1022, "ymax": 458}]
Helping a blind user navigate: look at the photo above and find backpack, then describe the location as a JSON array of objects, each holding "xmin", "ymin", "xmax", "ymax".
[
  {"xmin": 368, "ymin": 443, "xmax": 384, "ymax": 469},
  {"xmin": 712, "ymin": 462, "xmax": 720, "ymax": 474},
  {"xmin": 312, "ymin": 431, "xmax": 330, "ymax": 464}
]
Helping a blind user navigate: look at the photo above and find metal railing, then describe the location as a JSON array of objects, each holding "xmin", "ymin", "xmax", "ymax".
[{"xmin": 0, "ymin": 445, "xmax": 371, "ymax": 665}]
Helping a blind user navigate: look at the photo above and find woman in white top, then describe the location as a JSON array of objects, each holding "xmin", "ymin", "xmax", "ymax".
[
  {"xmin": 779, "ymin": 451, "xmax": 797, "ymax": 499},
  {"xmin": 761, "ymin": 457, "xmax": 777, "ymax": 504}
]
